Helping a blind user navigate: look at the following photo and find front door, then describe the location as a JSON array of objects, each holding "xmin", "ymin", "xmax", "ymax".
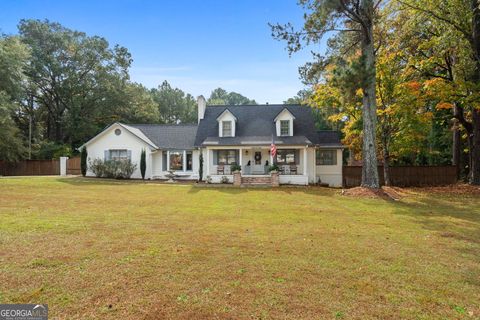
[{"xmin": 253, "ymin": 151, "xmax": 264, "ymax": 174}]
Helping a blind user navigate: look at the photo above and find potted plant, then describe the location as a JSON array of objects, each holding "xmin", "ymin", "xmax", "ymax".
[
  {"xmin": 230, "ymin": 164, "xmax": 241, "ymax": 172},
  {"xmin": 268, "ymin": 164, "xmax": 279, "ymax": 173}
]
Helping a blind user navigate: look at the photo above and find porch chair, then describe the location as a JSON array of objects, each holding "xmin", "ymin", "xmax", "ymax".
[
  {"xmin": 217, "ymin": 165, "xmax": 225, "ymax": 175},
  {"xmin": 289, "ymin": 164, "xmax": 298, "ymax": 175}
]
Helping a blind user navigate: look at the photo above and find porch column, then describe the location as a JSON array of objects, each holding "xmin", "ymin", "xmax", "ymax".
[
  {"xmin": 270, "ymin": 147, "xmax": 273, "ymax": 165},
  {"xmin": 239, "ymin": 148, "xmax": 243, "ymax": 171},
  {"xmin": 206, "ymin": 148, "xmax": 210, "ymax": 175},
  {"xmin": 303, "ymin": 147, "xmax": 308, "ymax": 175},
  {"xmin": 166, "ymin": 151, "xmax": 170, "ymax": 171},
  {"xmin": 182, "ymin": 150, "xmax": 187, "ymax": 172}
]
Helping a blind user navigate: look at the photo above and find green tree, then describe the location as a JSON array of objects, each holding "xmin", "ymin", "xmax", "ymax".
[
  {"xmin": 207, "ymin": 88, "xmax": 257, "ymax": 105},
  {"xmin": 199, "ymin": 153, "xmax": 203, "ymax": 182},
  {"xmin": 271, "ymin": 0, "xmax": 381, "ymax": 188},
  {"xmin": 283, "ymin": 89, "xmax": 312, "ymax": 104},
  {"xmin": 397, "ymin": 0, "xmax": 480, "ymax": 184},
  {"xmin": 150, "ymin": 80, "xmax": 197, "ymax": 124},
  {"xmin": 80, "ymin": 146, "xmax": 87, "ymax": 177},
  {"xmin": 18, "ymin": 19, "xmax": 132, "ymax": 147},
  {"xmin": 0, "ymin": 93, "xmax": 27, "ymax": 162},
  {"xmin": 140, "ymin": 148, "xmax": 146, "ymax": 180},
  {"xmin": 0, "ymin": 36, "xmax": 29, "ymax": 162}
]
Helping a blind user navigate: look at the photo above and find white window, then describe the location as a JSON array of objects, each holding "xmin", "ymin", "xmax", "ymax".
[
  {"xmin": 216, "ymin": 150, "xmax": 237, "ymax": 165},
  {"xmin": 316, "ymin": 150, "xmax": 337, "ymax": 165},
  {"xmin": 169, "ymin": 151, "xmax": 183, "ymax": 171},
  {"xmin": 186, "ymin": 151, "xmax": 193, "ymax": 171},
  {"xmin": 222, "ymin": 121, "xmax": 232, "ymax": 137},
  {"xmin": 109, "ymin": 149, "xmax": 129, "ymax": 161},
  {"xmin": 276, "ymin": 149, "xmax": 296, "ymax": 164},
  {"xmin": 280, "ymin": 120, "xmax": 290, "ymax": 136}
]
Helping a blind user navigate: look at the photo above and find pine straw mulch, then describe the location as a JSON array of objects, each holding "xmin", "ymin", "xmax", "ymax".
[
  {"xmin": 342, "ymin": 186, "xmax": 405, "ymax": 201},
  {"xmin": 342, "ymin": 183, "xmax": 480, "ymax": 200}
]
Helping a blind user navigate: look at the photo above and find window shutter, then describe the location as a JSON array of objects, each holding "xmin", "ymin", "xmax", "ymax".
[
  {"xmin": 212, "ymin": 150, "xmax": 218, "ymax": 165},
  {"xmin": 295, "ymin": 150, "xmax": 300, "ymax": 164},
  {"xmin": 235, "ymin": 150, "xmax": 239, "ymax": 164},
  {"xmin": 162, "ymin": 152, "xmax": 167, "ymax": 171},
  {"xmin": 104, "ymin": 150, "xmax": 109, "ymax": 161},
  {"xmin": 127, "ymin": 150, "xmax": 132, "ymax": 161}
]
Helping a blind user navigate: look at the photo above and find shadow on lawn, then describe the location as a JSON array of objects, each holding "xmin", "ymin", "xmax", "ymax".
[
  {"xmin": 392, "ymin": 195, "xmax": 480, "ymax": 260},
  {"xmin": 391, "ymin": 194, "xmax": 480, "ymax": 288},
  {"xmin": 56, "ymin": 176, "xmax": 149, "ymax": 186},
  {"xmin": 186, "ymin": 184, "xmax": 338, "ymax": 196}
]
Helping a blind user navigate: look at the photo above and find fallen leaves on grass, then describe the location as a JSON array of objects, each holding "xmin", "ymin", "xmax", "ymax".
[{"xmin": 410, "ymin": 183, "xmax": 480, "ymax": 195}]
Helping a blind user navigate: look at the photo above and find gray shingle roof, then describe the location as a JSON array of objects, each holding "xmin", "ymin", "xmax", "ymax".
[
  {"xmin": 315, "ymin": 130, "xmax": 343, "ymax": 148},
  {"xmin": 128, "ymin": 124, "xmax": 198, "ymax": 150},
  {"xmin": 194, "ymin": 104, "xmax": 341, "ymax": 147},
  {"xmin": 120, "ymin": 105, "xmax": 342, "ymax": 150}
]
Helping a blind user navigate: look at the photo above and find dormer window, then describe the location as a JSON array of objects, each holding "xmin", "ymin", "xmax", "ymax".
[
  {"xmin": 280, "ymin": 120, "xmax": 290, "ymax": 136},
  {"xmin": 222, "ymin": 121, "xmax": 232, "ymax": 137},
  {"xmin": 217, "ymin": 109, "xmax": 237, "ymax": 137},
  {"xmin": 274, "ymin": 108, "xmax": 295, "ymax": 137}
]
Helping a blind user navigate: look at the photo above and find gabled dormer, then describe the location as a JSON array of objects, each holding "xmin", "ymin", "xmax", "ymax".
[
  {"xmin": 216, "ymin": 108, "xmax": 237, "ymax": 137},
  {"xmin": 274, "ymin": 108, "xmax": 295, "ymax": 137}
]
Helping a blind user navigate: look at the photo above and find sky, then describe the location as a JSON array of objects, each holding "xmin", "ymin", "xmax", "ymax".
[{"xmin": 0, "ymin": 0, "xmax": 324, "ymax": 104}]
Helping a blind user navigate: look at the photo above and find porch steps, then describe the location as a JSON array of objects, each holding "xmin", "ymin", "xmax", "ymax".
[{"xmin": 241, "ymin": 176, "xmax": 272, "ymax": 186}]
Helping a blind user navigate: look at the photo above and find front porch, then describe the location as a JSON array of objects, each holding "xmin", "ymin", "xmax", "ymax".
[{"xmin": 204, "ymin": 146, "xmax": 312, "ymax": 185}]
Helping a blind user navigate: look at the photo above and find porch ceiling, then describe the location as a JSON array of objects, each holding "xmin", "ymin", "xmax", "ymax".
[{"xmin": 202, "ymin": 135, "xmax": 313, "ymax": 146}]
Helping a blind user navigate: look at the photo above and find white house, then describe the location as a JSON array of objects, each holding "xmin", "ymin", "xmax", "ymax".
[{"xmin": 81, "ymin": 96, "xmax": 344, "ymax": 186}]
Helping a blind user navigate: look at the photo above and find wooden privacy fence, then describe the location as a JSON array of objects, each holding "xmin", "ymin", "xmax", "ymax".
[
  {"xmin": 67, "ymin": 157, "xmax": 81, "ymax": 175},
  {"xmin": 343, "ymin": 165, "xmax": 457, "ymax": 188},
  {"xmin": 0, "ymin": 159, "xmax": 60, "ymax": 176}
]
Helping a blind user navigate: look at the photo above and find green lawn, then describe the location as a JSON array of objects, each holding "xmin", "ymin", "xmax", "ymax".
[{"xmin": 0, "ymin": 177, "xmax": 479, "ymax": 319}]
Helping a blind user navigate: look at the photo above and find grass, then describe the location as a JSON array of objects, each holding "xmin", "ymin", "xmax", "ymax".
[{"xmin": 0, "ymin": 177, "xmax": 479, "ymax": 319}]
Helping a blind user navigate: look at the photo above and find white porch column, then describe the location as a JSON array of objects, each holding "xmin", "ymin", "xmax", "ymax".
[
  {"xmin": 269, "ymin": 147, "xmax": 273, "ymax": 165},
  {"xmin": 182, "ymin": 150, "xmax": 187, "ymax": 172},
  {"xmin": 303, "ymin": 147, "xmax": 308, "ymax": 175},
  {"xmin": 239, "ymin": 148, "xmax": 243, "ymax": 170},
  {"xmin": 206, "ymin": 148, "xmax": 210, "ymax": 175},
  {"xmin": 166, "ymin": 151, "xmax": 170, "ymax": 171},
  {"xmin": 160, "ymin": 151, "xmax": 163, "ymax": 172}
]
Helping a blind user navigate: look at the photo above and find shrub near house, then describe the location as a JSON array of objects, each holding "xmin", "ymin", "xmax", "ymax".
[{"xmin": 89, "ymin": 158, "xmax": 137, "ymax": 179}]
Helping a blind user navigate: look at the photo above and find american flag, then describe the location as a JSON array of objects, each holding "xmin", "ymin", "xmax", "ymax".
[{"xmin": 270, "ymin": 135, "xmax": 277, "ymax": 158}]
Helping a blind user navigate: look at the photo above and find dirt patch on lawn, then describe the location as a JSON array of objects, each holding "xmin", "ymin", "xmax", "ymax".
[{"xmin": 342, "ymin": 186, "xmax": 404, "ymax": 200}]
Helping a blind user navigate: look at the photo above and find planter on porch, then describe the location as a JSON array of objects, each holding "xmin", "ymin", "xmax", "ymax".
[{"xmin": 270, "ymin": 170, "xmax": 280, "ymax": 187}]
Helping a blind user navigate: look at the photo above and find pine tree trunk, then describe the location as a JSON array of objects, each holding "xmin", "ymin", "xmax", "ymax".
[{"xmin": 360, "ymin": 8, "xmax": 380, "ymax": 189}]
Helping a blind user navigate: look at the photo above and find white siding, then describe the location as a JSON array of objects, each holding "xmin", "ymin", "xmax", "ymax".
[
  {"xmin": 316, "ymin": 148, "xmax": 343, "ymax": 187},
  {"xmin": 85, "ymin": 123, "xmax": 154, "ymax": 179}
]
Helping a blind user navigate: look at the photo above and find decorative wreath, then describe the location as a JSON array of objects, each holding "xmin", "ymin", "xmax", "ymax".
[{"xmin": 254, "ymin": 153, "xmax": 261, "ymax": 161}]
